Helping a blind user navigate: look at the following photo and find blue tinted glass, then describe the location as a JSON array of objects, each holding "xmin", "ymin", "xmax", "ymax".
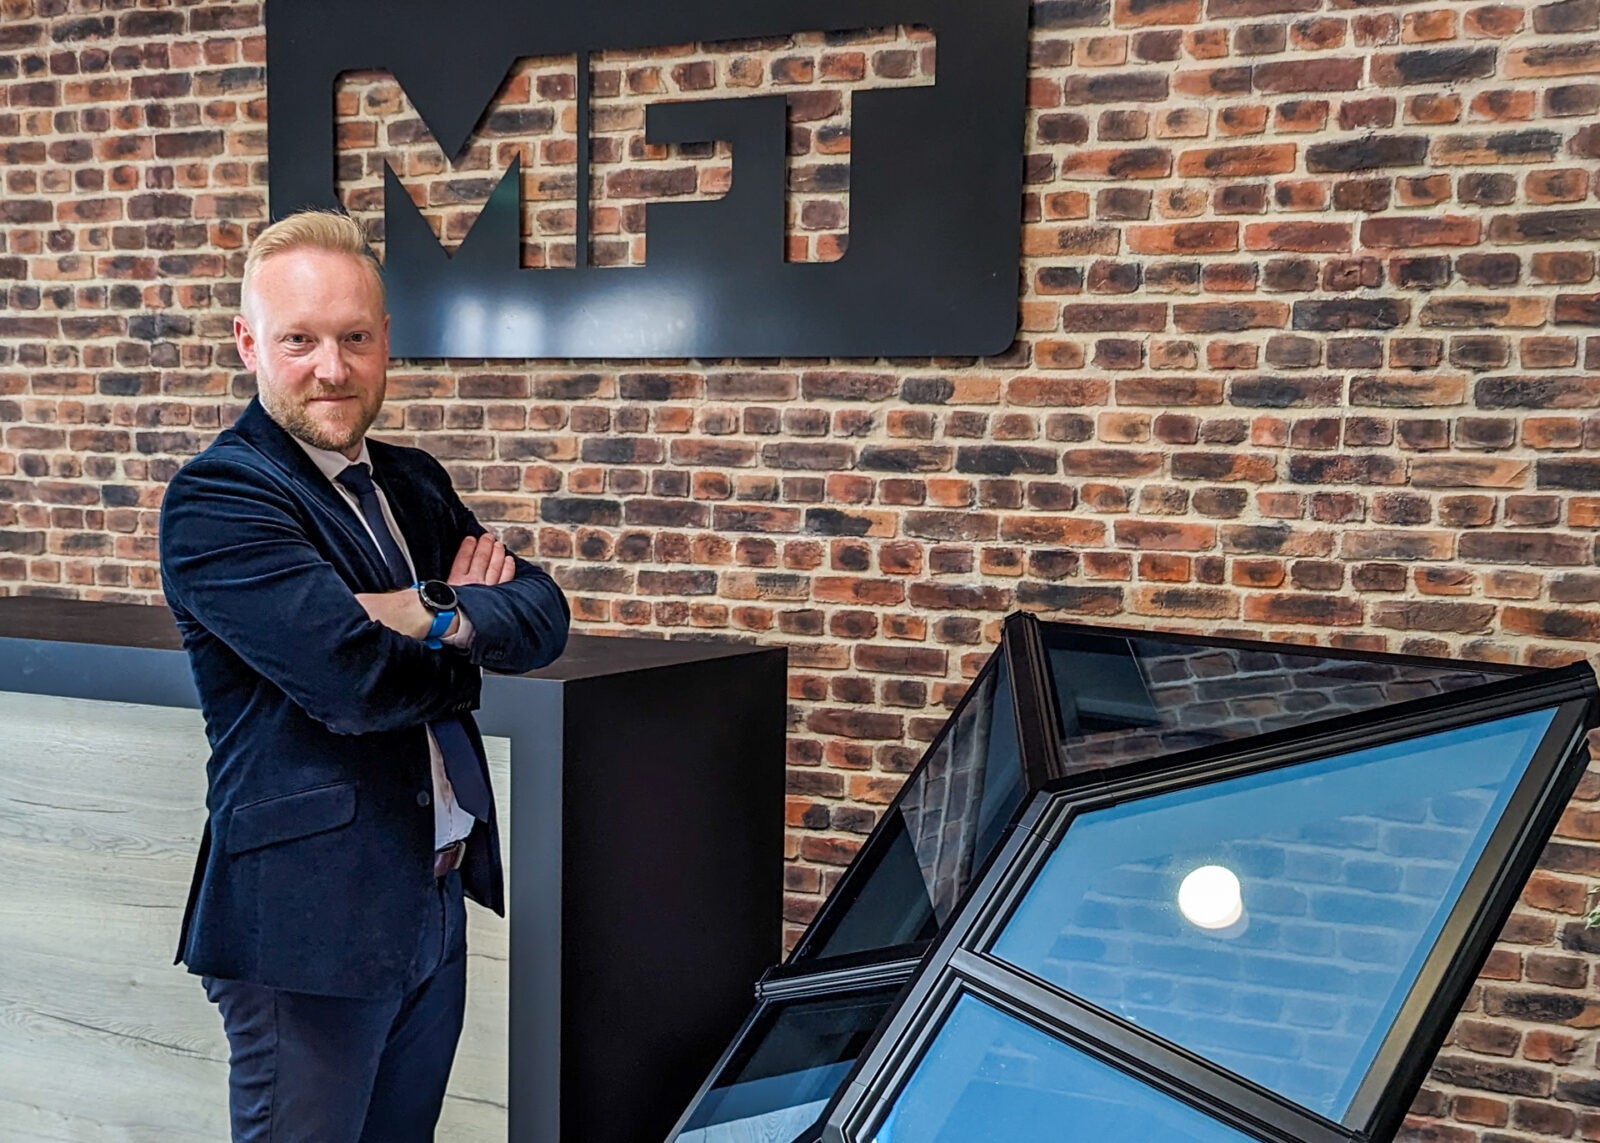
[
  {"xmin": 679, "ymin": 989, "xmax": 897, "ymax": 1142},
  {"xmin": 991, "ymin": 708, "xmax": 1555, "ymax": 1120},
  {"xmin": 871, "ymin": 995, "xmax": 1255, "ymax": 1143}
]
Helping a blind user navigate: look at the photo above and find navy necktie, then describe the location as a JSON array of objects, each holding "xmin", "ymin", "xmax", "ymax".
[{"xmin": 335, "ymin": 462, "xmax": 491, "ymax": 821}]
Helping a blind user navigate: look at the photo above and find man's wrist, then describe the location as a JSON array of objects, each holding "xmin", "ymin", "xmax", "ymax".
[
  {"xmin": 415, "ymin": 579, "xmax": 460, "ymax": 648},
  {"xmin": 404, "ymin": 591, "xmax": 436, "ymax": 640}
]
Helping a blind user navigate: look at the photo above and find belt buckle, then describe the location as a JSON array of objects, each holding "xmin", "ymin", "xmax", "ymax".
[{"xmin": 433, "ymin": 839, "xmax": 466, "ymax": 878}]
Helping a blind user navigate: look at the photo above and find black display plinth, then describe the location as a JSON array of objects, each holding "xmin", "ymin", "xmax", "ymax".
[{"xmin": 0, "ymin": 597, "xmax": 786, "ymax": 1143}]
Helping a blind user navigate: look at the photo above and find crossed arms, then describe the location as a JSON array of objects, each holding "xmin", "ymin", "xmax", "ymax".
[
  {"xmin": 354, "ymin": 533, "xmax": 516, "ymax": 642},
  {"xmin": 159, "ymin": 453, "xmax": 569, "ymax": 736}
]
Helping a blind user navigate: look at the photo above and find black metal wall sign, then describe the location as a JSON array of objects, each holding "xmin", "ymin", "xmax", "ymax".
[{"xmin": 265, "ymin": 0, "xmax": 1030, "ymax": 360}]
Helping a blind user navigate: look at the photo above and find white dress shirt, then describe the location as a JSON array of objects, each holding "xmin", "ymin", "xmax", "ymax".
[{"xmin": 293, "ymin": 436, "xmax": 477, "ymax": 849}]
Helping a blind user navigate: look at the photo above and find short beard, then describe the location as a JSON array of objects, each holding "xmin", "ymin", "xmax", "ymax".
[{"xmin": 259, "ymin": 385, "xmax": 381, "ymax": 455}]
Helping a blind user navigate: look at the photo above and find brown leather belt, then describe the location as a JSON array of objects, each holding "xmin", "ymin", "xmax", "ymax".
[{"xmin": 433, "ymin": 839, "xmax": 467, "ymax": 878}]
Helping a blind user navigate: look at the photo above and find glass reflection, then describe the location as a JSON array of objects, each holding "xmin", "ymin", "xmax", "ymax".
[
  {"xmin": 991, "ymin": 708, "xmax": 1555, "ymax": 1120},
  {"xmin": 679, "ymin": 988, "xmax": 897, "ymax": 1143},
  {"xmin": 801, "ymin": 657, "xmax": 1023, "ymax": 963},
  {"xmin": 871, "ymin": 995, "xmax": 1255, "ymax": 1143},
  {"xmin": 1043, "ymin": 626, "xmax": 1517, "ymax": 777}
]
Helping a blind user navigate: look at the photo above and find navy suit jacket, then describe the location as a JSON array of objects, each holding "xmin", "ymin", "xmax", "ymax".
[{"xmin": 159, "ymin": 398, "xmax": 568, "ymax": 998}]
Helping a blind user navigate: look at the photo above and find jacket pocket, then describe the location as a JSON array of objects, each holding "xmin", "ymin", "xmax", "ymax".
[{"xmin": 226, "ymin": 781, "xmax": 357, "ymax": 855}]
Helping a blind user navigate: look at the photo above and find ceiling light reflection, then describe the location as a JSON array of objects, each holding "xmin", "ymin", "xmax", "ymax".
[{"xmin": 1178, "ymin": 865, "xmax": 1244, "ymax": 931}]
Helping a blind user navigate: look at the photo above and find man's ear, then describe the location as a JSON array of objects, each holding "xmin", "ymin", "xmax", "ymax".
[{"xmin": 234, "ymin": 314, "xmax": 258, "ymax": 372}]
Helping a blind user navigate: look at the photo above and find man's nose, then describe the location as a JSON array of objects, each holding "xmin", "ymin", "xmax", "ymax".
[{"xmin": 311, "ymin": 340, "xmax": 349, "ymax": 383}]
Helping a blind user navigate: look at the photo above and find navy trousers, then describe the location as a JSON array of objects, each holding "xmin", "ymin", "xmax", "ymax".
[{"xmin": 203, "ymin": 870, "xmax": 468, "ymax": 1142}]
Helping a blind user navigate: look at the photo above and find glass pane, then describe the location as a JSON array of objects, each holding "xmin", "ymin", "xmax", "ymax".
[
  {"xmin": 800, "ymin": 656, "xmax": 1024, "ymax": 963},
  {"xmin": 991, "ymin": 707, "xmax": 1555, "ymax": 1121},
  {"xmin": 1043, "ymin": 626, "xmax": 1518, "ymax": 776},
  {"xmin": 871, "ymin": 995, "xmax": 1255, "ymax": 1143},
  {"xmin": 679, "ymin": 988, "xmax": 899, "ymax": 1143}
]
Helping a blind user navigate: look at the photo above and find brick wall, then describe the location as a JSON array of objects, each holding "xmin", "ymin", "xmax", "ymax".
[{"xmin": 2, "ymin": 0, "xmax": 1600, "ymax": 1137}]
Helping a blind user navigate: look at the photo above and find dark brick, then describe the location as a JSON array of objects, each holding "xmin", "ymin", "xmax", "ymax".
[
  {"xmin": 190, "ymin": 6, "xmax": 259, "ymax": 31},
  {"xmin": 1548, "ymin": 84, "xmax": 1600, "ymax": 116},
  {"xmin": 1450, "ymin": 336, "xmax": 1511, "ymax": 370},
  {"xmin": 1456, "ymin": 253, "xmax": 1520, "ymax": 287},
  {"xmin": 154, "ymin": 130, "xmax": 224, "ymax": 159},
  {"xmin": 901, "ymin": 378, "xmax": 955, "ymax": 405},
  {"xmin": 539, "ymin": 498, "xmax": 622, "ymax": 526},
  {"xmin": 760, "ymin": 442, "xmax": 855, "ymax": 470},
  {"xmin": 1555, "ymin": 294, "xmax": 1600, "ymax": 324},
  {"xmin": 126, "ymin": 314, "xmax": 193, "ymax": 341},
  {"xmin": 118, "ymin": 10, "xmax": 185, "ymax": 36},
  {"xmin": 1289, "ymin": 455, "xmax": 1405, "ymax": 484},
  {"xmin": 713, "ymin": 507, "xmax": 802, "ymax": 534},
  {"xmin": 1459, "ymin": 171, "xmax": 1518, "ymax": 207},
  {"xmin": 0, "ymin": 200, "xmax": 52, "ymax": 224},
  {"xmin": 1014, "ymin": 582, "xmax": 1124, "ymax": 614},
  {"xmin": 1390, "ymin": 257, "xmax": 1451, "ymax": 290},
  {"xmin": 1556, "ymin": 1078, "xmax": 1600, "ymax": 1106},
  {"xmin": 51, "ymin": 15, "xmax": 113, "ymax": 41},
  {"xmin": 1033, "ymin": 0, "xmax": 1113, "ymax": 26},
  {"xmin": 1038, "ymin": 113, "xmax": 1090, "ymax": 145},
  {"xmin": 1306, "ymin": 134, "xmax": 1428, "ymax": 172},
  {"xmin": 1292, "ymin": 299, "xmax": 1409, "ymax": 330},
  {"xmin": 624, "ymin": 500, "xmax": 709, "ymax": 528},
  {"xmin": 1485, "ymin": 990, "xmax": 1590, "ymax": 1025},
  {"xmin": 1538, "ymin": 459, "xmax": 1600, "ymax": 490},
  {"xmin": 1263, "ymin": 258, "xmax": 1319, "ymax": 292},
  {"xmin": 802, "ymin": 371, "xmax": 896, "ymax": 402},
  {"xmin": 1229, "ymin": 376, "xmax": 1342, "ymax": 406},
  {"xmin": 955, "ymin": 446, "xmax": 1059, "ymax": 475},
  {"xmin": 804, "ymin": 509, "xmax": 874, "ymax": 537},
  {"xmin": 1489, "ymin": 210, "xmax": 1600, "ymax": 244},
  {"xmin": 1373, "ymin": 47, "xmax": 1498, "ymax": 86},
  {"xmin": 856, "ymin": 446, "xmax": 953, "ymax": 473},
  {"xmin": 1535, "ymin": 0, "xmax": 1600, "ymax": 32},
  {"xmin": 485, "ymin": 107, "xmax": 555, "ymax": 135}
]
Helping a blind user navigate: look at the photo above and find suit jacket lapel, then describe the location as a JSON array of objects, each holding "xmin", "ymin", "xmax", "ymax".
[{"xmin": 229, "ymin": 398, "xmax": 396, "ymax": 590}]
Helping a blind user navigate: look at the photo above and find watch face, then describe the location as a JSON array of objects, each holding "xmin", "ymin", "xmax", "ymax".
[{"xmin": 420, "ymin": 579, "xmax": 458, "ymax": 611}]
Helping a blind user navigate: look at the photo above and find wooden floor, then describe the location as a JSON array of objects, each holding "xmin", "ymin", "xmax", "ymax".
[{"xmin": 0, "ymin": 690, "xmax": 510, "ymax": 1142}]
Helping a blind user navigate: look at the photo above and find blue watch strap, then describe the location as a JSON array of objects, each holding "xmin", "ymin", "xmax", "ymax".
[{"xmin": 424, "ymin": 608, "xmax": 455, "ymax": 649}]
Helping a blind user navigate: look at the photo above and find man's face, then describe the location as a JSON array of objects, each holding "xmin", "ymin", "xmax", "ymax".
[{"xmin": 235, "ymin": 247, "xmax": 389, "ymax": 460}]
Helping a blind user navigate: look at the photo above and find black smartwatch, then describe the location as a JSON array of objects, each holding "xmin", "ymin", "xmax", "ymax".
[{"xmin": 415, "ymin": 580, "xmax": 459, "ymax": 649}]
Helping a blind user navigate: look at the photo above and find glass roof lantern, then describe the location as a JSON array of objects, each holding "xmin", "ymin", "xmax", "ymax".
[{"xmin": 667, "ymin": 613, "xmax": 1597, "ymax": 1143}]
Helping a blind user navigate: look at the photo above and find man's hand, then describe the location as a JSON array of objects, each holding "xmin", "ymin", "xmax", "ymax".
[
  {"xmin": 354, "ymin": 534, "xmax": 512, "ymax": 640},
  {"xmin": 449, "ymin": 534, "xmax": 514, "ymax": 587}
]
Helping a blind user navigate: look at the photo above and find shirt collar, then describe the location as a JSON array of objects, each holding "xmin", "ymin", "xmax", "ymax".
[{"xmin": 292, "ymin": 435, "xmax": 372, "ymax": 485}]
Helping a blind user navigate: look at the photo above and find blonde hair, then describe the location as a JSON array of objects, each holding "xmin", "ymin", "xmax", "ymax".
[{"xmin": 241, "ymin": 209, "xmax": 384, "ymax": 315}]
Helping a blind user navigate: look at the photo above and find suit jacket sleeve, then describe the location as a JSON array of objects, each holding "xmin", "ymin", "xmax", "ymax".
[
  {"xmin": 438, "ymin": 459, "xmax": 570, "ymax": 674},
  {"xmin": 160, "ymin": 454, "xmax": 484, "ymax": 734}
]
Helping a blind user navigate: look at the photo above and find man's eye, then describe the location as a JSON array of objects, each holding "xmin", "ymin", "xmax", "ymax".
[
  {"xmin": 348, "ymin": 332, "xmax": 370, "ymax": 344},
  {"xmin": 284, "ymin": 334, "xmax": 309, "ymax": 346}
]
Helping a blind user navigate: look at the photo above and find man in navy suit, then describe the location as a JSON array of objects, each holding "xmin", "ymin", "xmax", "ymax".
[{"xmin": 159, "ymin": 210, "xmax": 569, "ymax": 1141}]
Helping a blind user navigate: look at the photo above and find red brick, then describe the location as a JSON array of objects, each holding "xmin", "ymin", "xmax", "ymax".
[
  {"xmin": 1127, "ymin": 221, "xmax": 1239, "ymax": 253},
  {"xmin": 1176, "ymin": 142, "xmax": 1297, "ymax": 176},
  {"xmin": 1059, "ymin": 147, "xmax": 1174, "ymax": 179}
]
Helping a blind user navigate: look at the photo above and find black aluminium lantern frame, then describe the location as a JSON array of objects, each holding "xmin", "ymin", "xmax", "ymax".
[{"xmin": 668, "ymin": 614, "xmax": 1598, "ymax": 1143}]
